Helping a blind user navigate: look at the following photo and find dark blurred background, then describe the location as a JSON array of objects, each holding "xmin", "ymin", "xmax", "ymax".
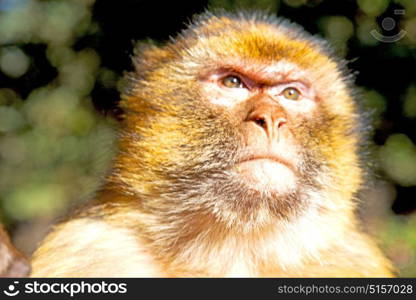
[{"xmin": 0, "ymin": 0, "xmax": 415, "ymax": 276}]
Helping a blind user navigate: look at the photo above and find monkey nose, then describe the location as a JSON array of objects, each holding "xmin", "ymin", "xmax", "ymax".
[{"xmin": 247, "ymin": 109, "xmax": 287, "ymax": 141}]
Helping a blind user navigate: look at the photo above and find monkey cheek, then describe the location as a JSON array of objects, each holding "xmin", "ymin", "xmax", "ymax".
[{"xmin": 235, "ymin": 160, "xmax": 297, "ymax": 193}]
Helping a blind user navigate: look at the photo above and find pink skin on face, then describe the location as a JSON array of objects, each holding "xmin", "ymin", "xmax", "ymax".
[{"xmin": 201, "ymin": 60, "xmax": 317, "ymax": 192}]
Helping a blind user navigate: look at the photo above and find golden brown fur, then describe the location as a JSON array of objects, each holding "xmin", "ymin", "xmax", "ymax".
[{"xmin": 31, "ymin": 11, "xmax": 394, "ymax": 277}]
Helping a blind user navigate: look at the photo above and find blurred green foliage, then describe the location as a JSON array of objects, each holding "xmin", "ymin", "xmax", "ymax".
[
  {"xmin": 0, "ymin": 0, "xmax": 116, "ymax": 223},
  {"xmin": 0, "ymin": 0, "xmax": 415, "ymax": 276}
]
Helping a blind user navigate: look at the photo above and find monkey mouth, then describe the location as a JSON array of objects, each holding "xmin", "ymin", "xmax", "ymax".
[
  {"xmin": 233, "ymin": 153, "xmax": 297, "ymax": 191},
  {"xmin": 237, "ymin": 154, "xmax": 295, "ymax": 172},
  {"xmin": 233, "ymin": 156, "xmax": 297, "ymax": 193}
]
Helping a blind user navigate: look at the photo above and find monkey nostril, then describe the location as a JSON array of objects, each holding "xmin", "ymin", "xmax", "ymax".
[
  {"xmin": 254, "ymin": 117, "xmax": 267, "ymax": 129},
  {"xmin": 276, "ymin": 118, "xmax": 287, "ymax": 128}
]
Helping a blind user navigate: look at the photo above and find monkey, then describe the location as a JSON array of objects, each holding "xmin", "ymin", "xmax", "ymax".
[
  {"xmin": 30, "ymin": 11, "xmax": 394, "ymax": 277},
  {"xmin": 0, "ymin": 225, "xmax": 30, "ymax": 277}
]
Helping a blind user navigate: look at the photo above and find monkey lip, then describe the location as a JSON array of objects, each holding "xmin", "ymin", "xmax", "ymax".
[
  {"xmin": 237, "ymin": 154, "xmax": 294, "ymax": 171},
  {"xmin": 235, "ymin": 154, "xmax": 297, "ymax": 190}
]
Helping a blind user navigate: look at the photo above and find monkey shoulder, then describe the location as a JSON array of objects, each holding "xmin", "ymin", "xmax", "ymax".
[
  {"xmin": 306, "ymin": 231, "xmax": 395, "ymax": 277},
  {"xmin": 30, "ymin": 217, "xmax": 161, "ymax": 277}
]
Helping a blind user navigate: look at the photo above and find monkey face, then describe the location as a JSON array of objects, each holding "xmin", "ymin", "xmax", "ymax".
[
  {"xmin": 119, "ymin": 13, "xmax": 364, "ymax": 224},
  {"xmin": 199, "ymin": 63, "xmax": 320, "ymax": 195}
]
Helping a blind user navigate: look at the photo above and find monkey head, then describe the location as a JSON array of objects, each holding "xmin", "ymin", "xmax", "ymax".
[{"xmin": 113, "ymin": 12, "xmax": 364, "ymax": 230}]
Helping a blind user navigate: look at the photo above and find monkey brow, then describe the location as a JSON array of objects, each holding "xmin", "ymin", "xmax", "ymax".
[{"xmin": 206, "ymin": 60, "xmax": 309, "ymax": 87}]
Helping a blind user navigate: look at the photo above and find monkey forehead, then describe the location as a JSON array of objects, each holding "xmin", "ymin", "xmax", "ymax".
[
  {"xmin": 174, "ymin": 13, "xmax": 356, "ymax": 115},
  {"xmin": 181, "ymin": 14, "xmax": 339, "ymax": 72}
]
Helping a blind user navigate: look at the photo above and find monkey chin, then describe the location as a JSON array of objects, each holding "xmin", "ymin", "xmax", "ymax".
[{"xmin": 235, "ymin": 159, "xmax": 297, "ymax": 194}]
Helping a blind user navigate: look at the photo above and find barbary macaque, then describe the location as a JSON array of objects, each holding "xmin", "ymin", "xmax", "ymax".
[{"xmin": 31, "ymin": 11, "xmax": 394, "ymax": 277}]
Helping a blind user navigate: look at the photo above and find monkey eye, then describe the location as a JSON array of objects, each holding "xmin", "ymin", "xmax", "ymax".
[
  {"xmin": 221, "ymin": 75, "xmax": 245, "ymax": 89},
  {"xmin": 282, "ymin": 87, "xmax": 301, "ymax": 100}
]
